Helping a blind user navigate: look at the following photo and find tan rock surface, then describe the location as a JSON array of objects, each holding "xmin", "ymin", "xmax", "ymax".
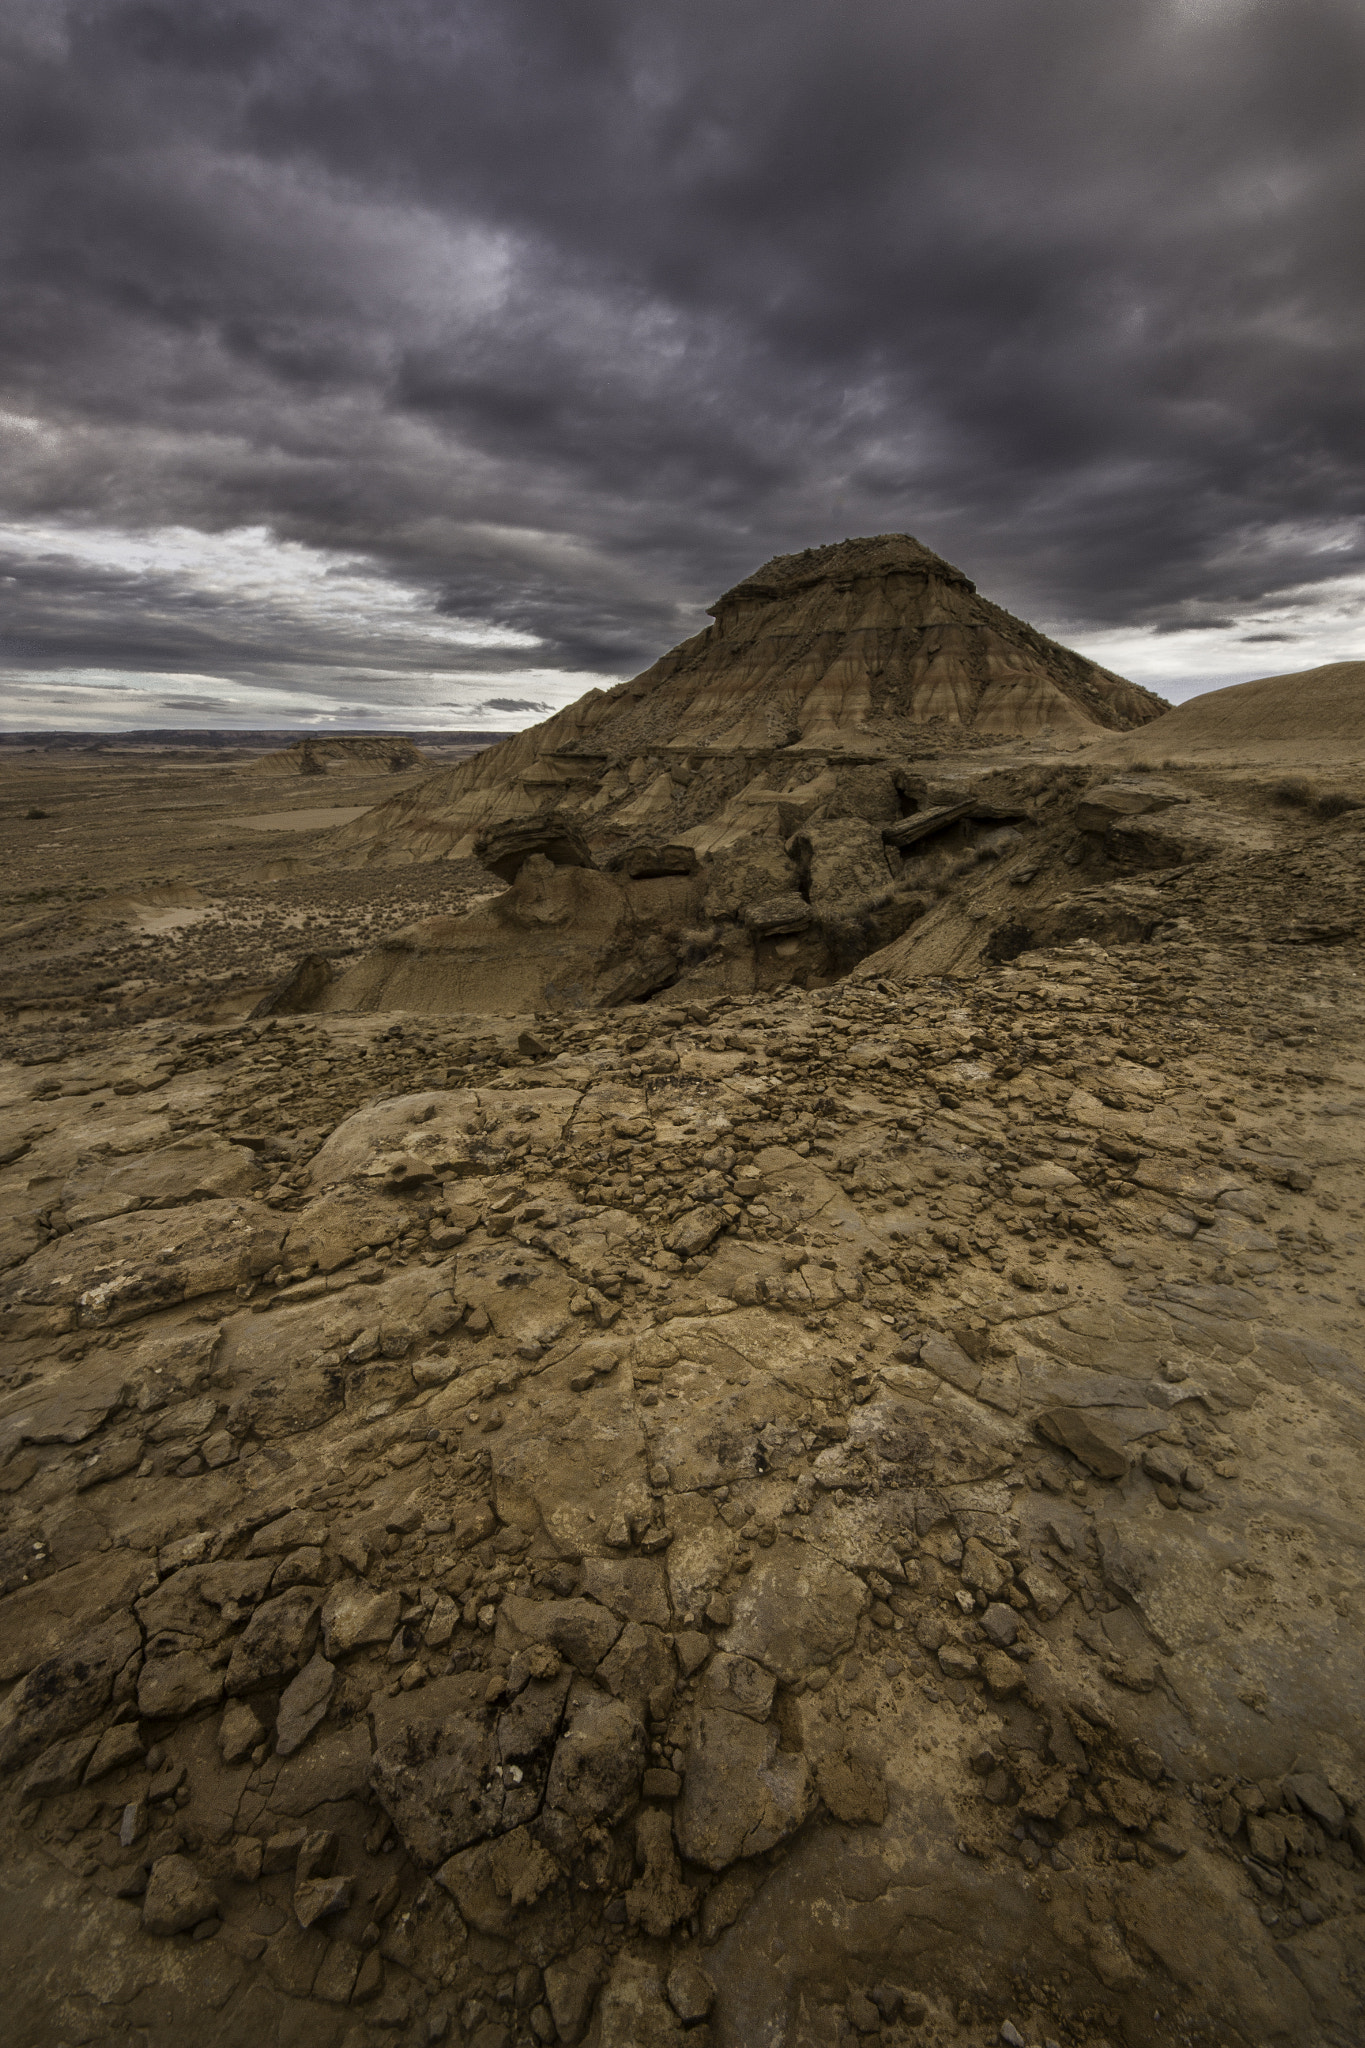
[{"xmin": 2, "ymin": 617, "xmax": 1365, "ymax": 2048}]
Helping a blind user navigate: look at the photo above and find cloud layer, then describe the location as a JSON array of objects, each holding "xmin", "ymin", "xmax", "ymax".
[{"xmin": 3, "ymin": 0, "xmax": 1363, "ymax": 726}]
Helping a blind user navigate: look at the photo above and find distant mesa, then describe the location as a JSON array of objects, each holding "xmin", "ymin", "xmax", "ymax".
[{"xmin": 250, "ymin": 734, "xmax": 432, "ymax": 777}]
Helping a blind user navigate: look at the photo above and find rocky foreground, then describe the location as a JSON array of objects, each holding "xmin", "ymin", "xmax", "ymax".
[{"xmin": 2, "ymin": 926, "xmax": 1363, "ymax": 2048}]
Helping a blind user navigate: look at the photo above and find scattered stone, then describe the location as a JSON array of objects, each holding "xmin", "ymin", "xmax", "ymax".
[
  {"xmin": 274, "ymin": 1650, "xmax": 335, "ymax": 1755},
  {"xmin": 665, "ymin": 1959, "xmax": 715, "ymax": 2024},
  {"xmin": 4, "ymin": 675, "xmax": 1364, "ymax": 2048},
  {"xmin": 219, "ymin": 1699, "xmax": 266, "ymax": 1764},
  {"xmin": 1035, "ymin": 1407, "xmax": 1129, "ymax": 1479},
  {"xmin": 138, "ymin": 1650, "xmax": 224, "ymax": 1720},
  {"xmin": 142, "ymin": 1854, "xmax": 217, "ymax": 1936}
]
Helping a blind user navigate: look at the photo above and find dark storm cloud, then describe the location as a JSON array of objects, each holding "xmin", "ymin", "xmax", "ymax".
[{"xmin": 2, "ymin": 0, "xmax": 1363, "ymax": 719}]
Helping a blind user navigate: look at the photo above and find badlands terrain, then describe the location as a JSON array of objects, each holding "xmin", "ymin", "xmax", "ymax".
[{"xmin": 1, "ymin": 539, "xmax": 1363, "ymax": 2048}]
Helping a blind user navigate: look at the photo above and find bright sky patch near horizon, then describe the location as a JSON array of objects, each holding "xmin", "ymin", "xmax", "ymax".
[{"xmin": 2, "ymin": 1, "xmax": 1362, "ymax": 733}]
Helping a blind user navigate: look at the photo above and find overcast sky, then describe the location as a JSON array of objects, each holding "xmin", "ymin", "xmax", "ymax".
[{"xmin": 2, "ymin": 0, "xmax": 1363, "ymax": 731}]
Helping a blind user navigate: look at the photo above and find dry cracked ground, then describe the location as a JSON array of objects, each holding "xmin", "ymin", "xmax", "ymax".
[{"xmin": 1, "ymin": 751, "xmax": 1364, "ymax": 2048}]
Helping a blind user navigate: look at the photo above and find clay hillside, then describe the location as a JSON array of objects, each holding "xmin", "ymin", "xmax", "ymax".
[
  {"xmin": 1095, "ymin": 660, "xmax": 1365, "ymax": 772},
  {"xmin": 294, "ymin": 540, "xmax": 1169, "ymax": 1015},
  {"xmin": 334, "ymin": 537, "xmax": 1164, "ymax": 866}
]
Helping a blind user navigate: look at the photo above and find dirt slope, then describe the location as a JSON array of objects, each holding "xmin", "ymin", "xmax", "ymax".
[{"xmin": 1091, "ymin": 661, "xmax": 1365, "ymax": 773}]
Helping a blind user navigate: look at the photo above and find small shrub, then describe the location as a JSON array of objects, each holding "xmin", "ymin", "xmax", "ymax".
[
  {"xmin": 1273, "ymin": 777, "xmax": 1314, "ymax": 807},
  {"xmin": 1128, "ymin": 759, "xmax": 1157, "ymax": 774},
  {"xmin": 24, "ymin": 806, "xmax": 48, "ymax": 819},
  {"xmin": 1316, "ymin": 792, "xmax": 1364, "ymax": 819}
]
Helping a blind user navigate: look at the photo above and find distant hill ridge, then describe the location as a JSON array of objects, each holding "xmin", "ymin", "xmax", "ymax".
[{"xmin": 250, "ymin": 735, "xmax": 432, "ymax": 777}]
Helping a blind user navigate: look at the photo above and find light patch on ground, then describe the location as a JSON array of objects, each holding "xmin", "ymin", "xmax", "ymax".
[{"xmin": 236, "ymin": 807, "xmax": 374, "ymax": 832}]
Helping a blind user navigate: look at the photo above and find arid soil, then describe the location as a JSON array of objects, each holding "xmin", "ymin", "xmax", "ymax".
[{"xmin": 2, "ymin": 585, "xmax": 1364, "ymax": 2048}]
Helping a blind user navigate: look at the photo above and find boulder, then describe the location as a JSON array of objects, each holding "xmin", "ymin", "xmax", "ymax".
[
  {"xmin": 275, "ymin": 1652, "xmax": 335, "ymax": 1756},
  {"xmin": 224, "ymin": 1588, "xmax": 321, "ymax": 1694},
  {"xmin": 742, "ymin": 896, "xmax": 814, "ymax": 937},
  {"xmin": 321, "ymin": 1582, "xmax": 401, "ymax": 1659},
  {"xmin": 220, "ymin": 1700, "xmax": 266, "ymax": 1764},
  {"xmin": 22, "ymin": 1732, "xmax": 101, "ymax": 1799},
  {"xmin": 371, "ymin": 1682, "xmax": 508, "ymax": 1867},
  {"xmin": 1075, "ymin": 782, "xmax": 1183, "ymax": 833},
  {"xmin": 61, "ymin": 1136, "xmax": 258, "ymax": 1224},
  {"xmin": 663, "ymin": 1205, "xmax": 726, "ymax": 1257},
  {"xmin": 435, "ymin": 1826, "xmax": 562, "ymax": 1938},
  {"xmin": 498, "ymin": 1596, "xmax": 624, "ymax": 1675},
  {"xmin": 596, "ymin": 1623, "xmax": 676, "ymax": 1715},
  {"xmin": 543, "ymin": 1946, "xmax": 606, "ymax": 2046},
  {"xmin": 595, "ymin": 1956, "xmax": 687, "ymax": 2047},
  {"xmin": 700, "ymin": 1652, "xmax": 776, "ymax": 1721},
  {"xmin": 625, "ymin": 1807, "xmax": 696, "ymax": 1937},
  {"xmin": 618, "ymin": 843, "xmax": 699, "ymax": 878},
  {"xmin": 787, "ymin": 817, "xmax": 893, "ymax": 910},
  {"xmin": 666, "ymin": 1960, "xmax": 716, "ymax": 2024},
  {"xmin": 545, "ymin": 1689, "xmax": 646, "ymax": 1827},
  {"xmin": 138, "ymin": 1651, "xmax": 224, "ymax": 1720},
  {"xmin": 578, "ymin": 1557, "xmax": 671, "ymax": 1628},
  {"xmin": 10, "ymin": 1200, "xmax": 286, "ymax": 1326}
]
